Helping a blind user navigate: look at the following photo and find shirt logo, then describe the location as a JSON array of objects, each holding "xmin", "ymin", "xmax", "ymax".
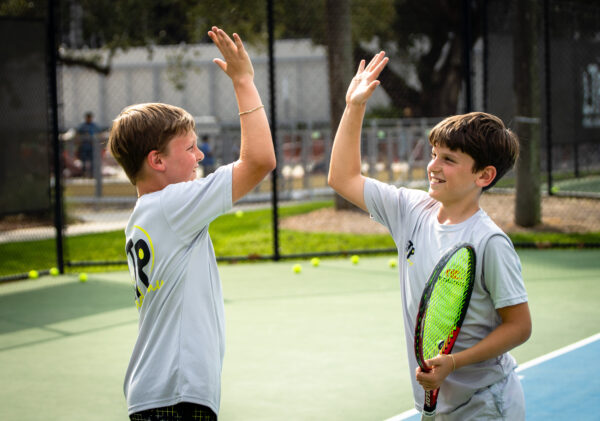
[
  {"xmin": 126, "ymin": 225, "xmax": 163, "ymax": 309},
  {"xmin": 406, "ymin": 240, "xmax": 415, "ymax": 266}
]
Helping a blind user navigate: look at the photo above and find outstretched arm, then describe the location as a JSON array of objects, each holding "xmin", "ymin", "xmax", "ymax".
[
  {"xmin": 416, "ymin": 302, "xmax": 532, "ymax": 391},
  {"xmin": 208, "ymin": 27, "xmax": 276, "ymax": 203},
  {"xmin": 327, "ymin": 52, "xmax": 388, "ymax": 211}
]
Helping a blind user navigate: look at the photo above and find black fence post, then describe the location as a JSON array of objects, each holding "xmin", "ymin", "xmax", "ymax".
[
  {"xmin": 48, "ymin": 0, "xmax": 65, "ymax": 273},
  {"xmin": 482, "ymin": 0, "xmax": 488, "ymax": 111},
  {"xmin": 543, "ymin": 0, "xmax": 553, "ymax": 195},
  {"xmin": 267, "ymin": 0, "xmax": 280, "ymax": 261},
  {"xmin": 462, "ymin": 0, "xmax": 473, "ymax": 113}
]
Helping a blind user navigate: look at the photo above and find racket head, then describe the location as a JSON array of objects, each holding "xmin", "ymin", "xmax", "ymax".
[
  {"xmin": 414, "ymin": 243, "xmax": 476, "ymax": 416},
  {"xmin": 414, "ymin": 243, "xmax": 476, "ymax": 370}
]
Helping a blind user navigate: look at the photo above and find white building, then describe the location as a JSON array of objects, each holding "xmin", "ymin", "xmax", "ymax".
[{"xmin": 60, "ymin": 39, "xmax": 391, "ymax": 130}]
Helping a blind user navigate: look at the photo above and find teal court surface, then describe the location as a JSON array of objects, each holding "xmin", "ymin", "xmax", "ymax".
[{"xmin": 1, "ymin": 249, "xmax": 599, "ymax": 420}]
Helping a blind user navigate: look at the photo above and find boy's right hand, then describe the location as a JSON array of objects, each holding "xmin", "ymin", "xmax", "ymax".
[
  {"xmin": 345, "ymin": 51, "xmax": 388, "ymax": 106},
  {"xmin": 208, "ymin": 26, "xmax": 254, "ymax": 84}
]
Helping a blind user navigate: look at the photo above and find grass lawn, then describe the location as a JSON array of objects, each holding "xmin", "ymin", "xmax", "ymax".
[{"xmin": 1, "ymin": 200, "xmax": 599, "ymax": 279}]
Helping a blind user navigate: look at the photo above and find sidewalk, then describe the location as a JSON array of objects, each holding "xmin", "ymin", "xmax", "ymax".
[
  {"xmin": 0, "ymin": 194, "xmax": 315, "ymax": 244},
  {"xmin": 0, "ymin": 209, "xmax": 131, "ymax": 244}
]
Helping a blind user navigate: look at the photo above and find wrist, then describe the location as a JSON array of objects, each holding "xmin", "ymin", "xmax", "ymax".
[
  {"xmin": 345, "ymin": 103, "xmax": 368, "ymax": 117},
  {"xmin": 232, "ymin": 75, "xmax": 255, "ymax": 88},
  {"xmin": 346, "ymin": 102, "xmax": 367, "ymax": 109},
  {"xmin": 448, "ymin": 354, "xmax": 456, "ymax": 372}
]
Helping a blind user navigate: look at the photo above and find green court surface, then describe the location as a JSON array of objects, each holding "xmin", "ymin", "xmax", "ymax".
[{"xmin": 1, "ymin": 249, "xmax": 599, "ymax": 421}]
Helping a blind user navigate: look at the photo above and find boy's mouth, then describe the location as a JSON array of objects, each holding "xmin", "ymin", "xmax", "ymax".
[{"xmin": 429, "ymin": 175, "xmax": 445, "ymax": 184}]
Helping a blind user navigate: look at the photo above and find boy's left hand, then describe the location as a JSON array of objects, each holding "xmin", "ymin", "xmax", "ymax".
[
  {"xmin": 208, "ymin": 26, "xmax": 254, "ymax": 83},
  {"xmin": 415, "ymin": 354, "xmax": 454, "ymax": 391}
]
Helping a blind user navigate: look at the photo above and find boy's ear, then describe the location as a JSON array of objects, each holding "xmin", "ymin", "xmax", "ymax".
[
  {"xmin": 476, "ymin": 165, "xmax": 497, "ymax": 188},
  {"xmin": 147, "ymin": 150, "xmax": 166, "ymax": 172}
]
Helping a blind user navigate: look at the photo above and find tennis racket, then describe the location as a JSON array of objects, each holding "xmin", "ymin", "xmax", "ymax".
[{"xmin": 414, "ymin": 243, "xmax": 476, "ymax": 420}]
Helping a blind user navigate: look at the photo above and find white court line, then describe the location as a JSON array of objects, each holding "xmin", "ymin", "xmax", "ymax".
[
  {"xmin": 382, "ymin": 332, "xmax": 600, "ymax": 421},
  {"xmin": 385, "ymin": 408, "xmax": 419, "ymax": 421},
  {"xmin": 383, "ymin": 408, "xmax": 418, "ymax": 421},
  {"xmin": 516, "ymin": 332, "xmax": 600, "ymax": 372}
]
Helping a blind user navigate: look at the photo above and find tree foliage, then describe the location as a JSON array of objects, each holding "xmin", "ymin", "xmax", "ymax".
[{"xmin": 4, "ymin": 0, "xmax": 598, "ymax": 117}]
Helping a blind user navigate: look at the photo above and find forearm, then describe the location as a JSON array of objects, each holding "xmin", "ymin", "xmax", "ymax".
[
  {"xmin": 231, "ymin": 79, "xmax": 275, "ymax": 202},
  {"xmin": 235, "ymin": 79, "xmax": 275, "ymax": 171},
  {"xmin": 453, "ymin": 303, "xmax": 531, "ymax": 370},
  {"xmin": 327, "ymin": 51, "xmax": 387, "ymax": 209},
  {"xmin": 327, "ymin": 103, "xmax": 368, "ymax": 207}
]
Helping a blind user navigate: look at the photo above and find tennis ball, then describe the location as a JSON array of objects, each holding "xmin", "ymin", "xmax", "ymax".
[
  {"xmin": 28, "ymin": 270, "xmax": 39, "ymax": 279},
  {"xmin": 235, "ymin": 210, "xmax": 244, "ymax": 218},
  {"xmin": 49, "ymin": 267, "xmax": 59, "ymax": 276},
  {"xmin": 351, "ymin": 255, "xmax": 360, "ymax": 265},
  {"xmin": 292, "ymin": 264, "xmax": 302, "ymax": 274},
  {"xmin": 388, "ymin": 258, "xmax": 397, "ymax": 268},
  {"xmin": 79, "ymin": 273, "xmax": 88, "ymax": 283},
  {"xmin": 310, "ymin": 257, "xmax": 320, "ymax": 267}
]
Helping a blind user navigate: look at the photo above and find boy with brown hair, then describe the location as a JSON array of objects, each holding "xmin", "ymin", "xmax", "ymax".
[
  {"xmin": 108, "ymin": 27, "xmax": 275, "ymax": 421},
  {"xmin": 328, "ymin": 52, "xmax": 531, "ymax": 420}
]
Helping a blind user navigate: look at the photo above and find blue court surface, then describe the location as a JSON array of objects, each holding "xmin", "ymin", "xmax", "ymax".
[{"xmin": 387, "ymin": 333, "xmax": 600, "ymax": 421}]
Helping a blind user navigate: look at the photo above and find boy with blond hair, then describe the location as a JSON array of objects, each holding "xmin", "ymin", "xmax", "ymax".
[
  {"xmin": 328, "ymin": 52, "xmax": 531, "ymax": 420},
  {"xmin": 108, "ymin": 27, "xmax": 275, "ymax": 421}
]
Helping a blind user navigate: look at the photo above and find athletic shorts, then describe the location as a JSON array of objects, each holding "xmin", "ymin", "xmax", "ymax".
[
  {"xmin": 129, "ymin": 402, "xmax": 217, "ymax": 421},
  {"xmin": 436, "ymin": 370, "xmax": 525, "ymax": 421}
]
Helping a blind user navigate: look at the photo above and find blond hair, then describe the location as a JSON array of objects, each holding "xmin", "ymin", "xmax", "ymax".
[{"xmin": 108, "ymin": 103, "xmax": 195, "ymax": 184}]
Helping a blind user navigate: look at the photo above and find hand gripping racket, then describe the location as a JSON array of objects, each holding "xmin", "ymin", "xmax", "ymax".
[{"xmin": 414, "ymin": 243, "xmax": 476, "ymax": 420}]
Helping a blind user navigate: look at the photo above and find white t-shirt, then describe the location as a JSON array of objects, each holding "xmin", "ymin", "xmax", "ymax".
[
  {"xmin": 364, "ymin": 178, "xmax": 528, "ymax": 414},
  {"xmin": 123, "ymin": 164, "xmax": 233, "ymax": 415}
]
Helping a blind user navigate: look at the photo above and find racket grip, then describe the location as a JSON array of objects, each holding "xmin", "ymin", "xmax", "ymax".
[
  {"xmin": 422, "ymin": 389, "xmax": 438, "ymax": 419},
  {"xmin": 421, "ymin": 412, "xmax": 436, "ymax": 421}
]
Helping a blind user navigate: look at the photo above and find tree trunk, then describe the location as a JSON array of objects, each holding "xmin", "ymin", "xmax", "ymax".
[
  {"xmin": 326, "ymin": 0, "xmax": 359, "ymax": 211},
  {"xmin": 514, "ymin": 0, "xmax": 541, "ymax": 227}
]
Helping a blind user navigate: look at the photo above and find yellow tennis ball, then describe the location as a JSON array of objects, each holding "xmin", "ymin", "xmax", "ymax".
[
  {"xmin": 351, "ymin": 255, "xmax": 360, "ymax": 265},
  {"xmin": 292, "ymin": 264, "xmax": 302, "ymax": 274},
  {"xmin": 235, "ymin": 210, "xmax": 244, "ymax": 218},
  {"xmin": 28, "ymin": 270, "xmax": 39, "ymax": 279},
  {"xmin": 311, "ymin": 257, "xmax": 320, "ymax": 267},
  {"xmin": 79, "ymin": 273, "xmax": 88, "ymax": 282},
  {"xmin": 49, "ymin": 267, "xmax": 59, "ymax": 276},
  {"xmin": 388, "ymin": 258, "xmax": 397, "ymax": 268}
]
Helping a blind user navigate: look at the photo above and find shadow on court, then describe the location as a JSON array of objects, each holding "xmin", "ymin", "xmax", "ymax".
[{"xmin": 0, "ymin": 280, "xmax": 133, "ymax": 335}]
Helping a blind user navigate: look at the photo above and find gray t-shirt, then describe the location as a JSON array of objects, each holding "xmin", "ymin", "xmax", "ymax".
[
  {"xmin": 123, "ymin": 164, "xmax": 233, "ymax": 415},
  {"xmin": 364, "ymin": 178, "xmax": 528, "ymax": 414}
]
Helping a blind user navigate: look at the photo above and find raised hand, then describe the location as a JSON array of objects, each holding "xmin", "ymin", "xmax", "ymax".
[
  {"xmin": 345, "ymin": 51, "xmax": 388, "ymax": 105},
  {"xmin": 207, "ymin": 26, "xmax": 254, "ymax": 83}
]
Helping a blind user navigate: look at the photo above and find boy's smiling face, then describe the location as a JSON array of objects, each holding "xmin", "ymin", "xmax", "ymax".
[
  {"xmin": 427, "ymin": 145, "xmax": 483, "ymax": 205},
  {"xmin": 162, "ymin": 130, "xmax": 204, "ymax": 184}
]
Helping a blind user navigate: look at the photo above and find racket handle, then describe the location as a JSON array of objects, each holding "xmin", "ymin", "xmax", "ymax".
[
  {"xmin": 422, "ymin": 389, "xmax": 438, "ymax": 419},
  {"xmin": 421, "ymin": 412, "xmax": 436, "ymax": 421}
]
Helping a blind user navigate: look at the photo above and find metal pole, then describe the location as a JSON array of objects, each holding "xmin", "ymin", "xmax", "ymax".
[
  {"xmin": 267, "ymin": 0, "xmax": 280, "ymax": 261},
  {"xmin": 544, "ymin": 0, "xmax": 553, "ymax": 194},
  {"xmin": 48, "ymin": 0, "xmax": 65, "ymax": 273},
  {"xmin": 462, "ymin": 0, "xmax": 473, "ymax": 112},
  {"xmin": 482, "ymin": 0, "xmax": 488, "ymax": 111}
]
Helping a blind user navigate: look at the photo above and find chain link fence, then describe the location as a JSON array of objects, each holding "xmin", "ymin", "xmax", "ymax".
[
  {"xmin": 487, "ymin": 0, "xmax": 600, "ymax": 194},
  {"xmin": 1, "ymin": 0, "xmax": 599, "ymax": 280}
]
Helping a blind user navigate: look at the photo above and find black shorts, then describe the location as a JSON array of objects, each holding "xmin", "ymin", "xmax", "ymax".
[{"xmin": 129, "ymin": 402, "xmax": 217, "ymax": 421}]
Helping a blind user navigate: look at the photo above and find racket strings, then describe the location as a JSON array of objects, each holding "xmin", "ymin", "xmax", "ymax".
[{"xmin": 421, "ymin": 250, "xmax": 474, "ymax": 360}]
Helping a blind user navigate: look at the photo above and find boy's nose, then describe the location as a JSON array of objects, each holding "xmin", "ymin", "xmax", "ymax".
[
  {"xmin": 196, "ymin": 148, "xmax": 205, "ymax": 161},
  {"xmin": 427, "ymin": 159, "xmax": 439, "ymax": 172}
]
